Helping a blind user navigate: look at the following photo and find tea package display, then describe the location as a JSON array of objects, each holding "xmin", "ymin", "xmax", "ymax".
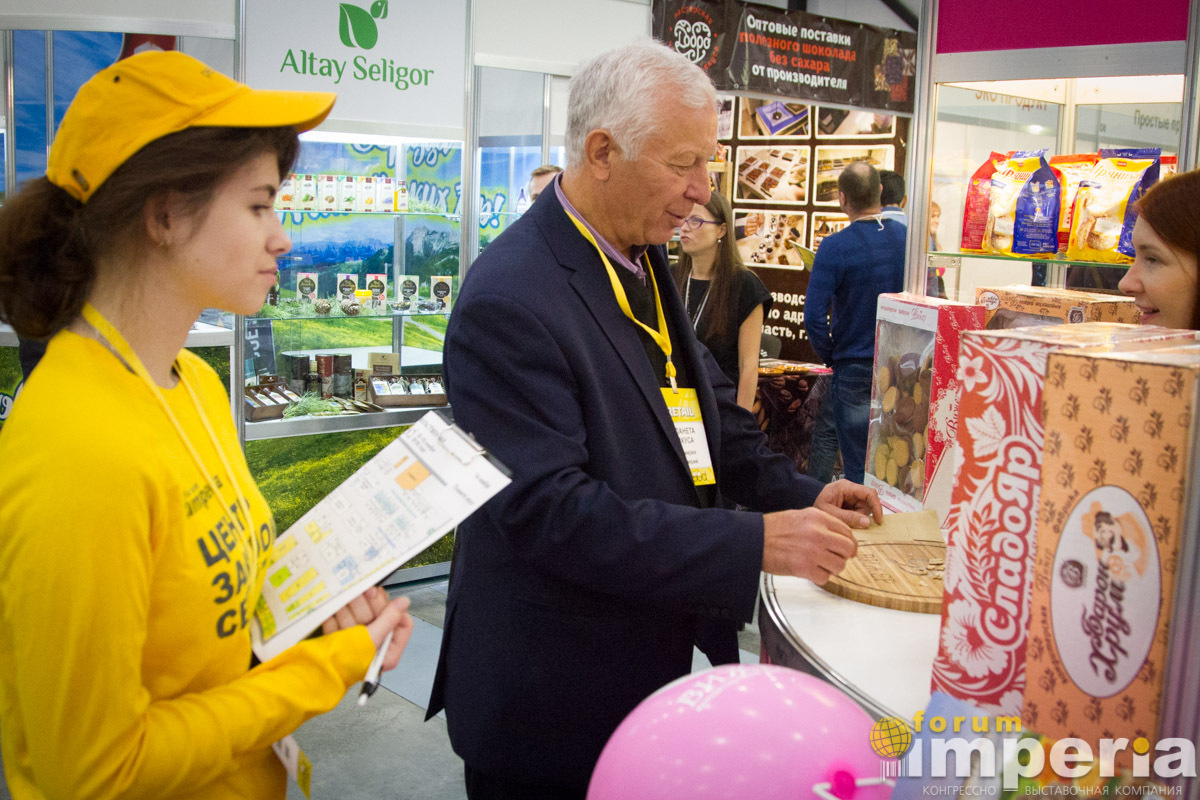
[
  {"xmin": 337, "ymin": 273, "xmax": 359, "ymax": 300},
  {"xmin": 296, "ymin": 272, "xmax": 319, "ymax": 302},
  {"xmin": 961, "ymin": 151, "xmax": 1010, "ymax": 254},
  {"xmin": 975, "ymin": 285, "xmax": 1141, "ymax": 329},
  {"xmin": 338, "ymin": 176, "xmax": 358, "ymax": 213},
  {"xmin": 366, "ymin": 273, "xmax": 388, "ymax": 309},
  {"xmin": 317, "ymin": 175, "xmax": 338, "ymax": 212},
  {"xmin": 984, "ymin": 150, "xmax": 1061, "ymax": 259},
  {"xmin": 277, "ymin": 175, "xmax": 295, "ymax": 210},
  {"xmin": 1048, "ymin": 154, "xmax": 1099, "ymax": 254},
  {"xmin": 1066, "ymin": 148, "xmax": 1161, "ymax": 264},
  {"xmin": 357, "ymin": 176, "xmax": 377, "ymax": 213},
  {"xmin": 296, "ymin": 174, "xmax": 317, "ymax": 211},
  {"xmin": 431, "ymin": 275, "xmax": 453, "ymax": 311},
  {"xmin": 377, "ymin": 177, "xmax": 395, "ymax": 214},
  {"xmin": 1023, "ymin": 342, "xmax": 1200, "ymax": 748},
  {"xmin": 864, "ymin": 293, "xmax": 986, "ymax": 514},
  {"xmin": 932, "ymin": 324, "xmax": 1197, "ymax": 716}
]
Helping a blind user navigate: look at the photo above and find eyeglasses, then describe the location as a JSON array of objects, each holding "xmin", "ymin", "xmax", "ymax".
[{"xmin": 679, "ymin": 216, "xmax": 721, "ymax": 231}]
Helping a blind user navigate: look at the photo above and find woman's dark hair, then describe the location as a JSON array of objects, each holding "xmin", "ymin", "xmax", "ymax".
[
  {"xmin": 672, "ymin": 191, "xmax": 747, "ymax": 341},
  {"xmin": 1136, "ymin": 168, "xmax": 1200, "ymax": 330},
  {"xmin": 0, "ymin": 125, "xmax": 299, "ymax": 339}
]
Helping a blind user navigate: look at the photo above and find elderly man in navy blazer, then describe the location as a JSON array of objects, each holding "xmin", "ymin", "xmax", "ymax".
[{"xmin": 428, "ymin": 38, "xmax": 883, "ymax": 800}]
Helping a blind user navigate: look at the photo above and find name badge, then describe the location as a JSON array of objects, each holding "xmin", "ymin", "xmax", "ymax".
[
  {"xmin": 273, "ymin": 735, "xmax": 313, "ymax": 798},
  {"xmin": 661, "ymin": 388, "xmax": 715, "ymax": 486}
]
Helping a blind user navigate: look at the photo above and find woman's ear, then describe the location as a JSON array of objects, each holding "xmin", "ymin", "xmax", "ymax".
[{"xmin": 142, "ymin": 193, "xmax": 174, "ymax": 249}]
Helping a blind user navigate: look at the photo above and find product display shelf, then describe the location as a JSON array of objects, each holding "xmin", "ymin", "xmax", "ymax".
[
  {"xmin": 927, "ymin": 250, "xmax": 1131, "ymax": 271},
  {"xmin": 276, "ymin": 210, "xmax": 461, "ymax": 220},
  {"xmin": 252, "ymin": 308, "xmax": 451, "ymax": 322},
  {"xmin": 242, "ymin": 403, "xmax": 451, "ymax": 441},
  {"xmin": 759, "ymin": 573, "xmax": 940, "ymax": 723},
  {"xmin": 0, "ymin": 321, "xmax": 232, "ymax": 349}
]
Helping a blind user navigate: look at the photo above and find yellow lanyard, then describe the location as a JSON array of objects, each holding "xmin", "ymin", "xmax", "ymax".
[
  {"xmin": 79, "ymin": 303, "xmax": 258, "ymax": 557},
  {"xmin": 563, "ymin": 211, "xmax": 678, "ymax": 392}
]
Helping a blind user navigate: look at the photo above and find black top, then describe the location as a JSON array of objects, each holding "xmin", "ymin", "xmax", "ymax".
[{"xmin": 685, "ymin": 269, "xmax": 773, "ymax": 384}]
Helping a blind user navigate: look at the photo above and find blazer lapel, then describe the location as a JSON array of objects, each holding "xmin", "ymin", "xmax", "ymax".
[{"xmin": 534, "ymin": 194, "xmax": 692, "ymax": 480}]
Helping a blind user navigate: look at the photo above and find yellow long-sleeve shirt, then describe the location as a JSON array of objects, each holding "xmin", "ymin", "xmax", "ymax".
[{"xmin": 0, "ymin": 330, "xmax": 376, "ymax": 799}]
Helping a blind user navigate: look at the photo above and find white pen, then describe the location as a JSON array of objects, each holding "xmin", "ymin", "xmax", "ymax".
[{"xmin": 357, "ymin": 630, "xmax": 394, "ymax": 707}]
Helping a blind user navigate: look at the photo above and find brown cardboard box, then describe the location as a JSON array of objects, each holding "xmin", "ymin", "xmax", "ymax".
[
  {"xmin": 1023, "ymin": 342, "xmax": 1200, "ymax": 746},
  {"xmin": 932, "ymin": 324, "xmax": 1196, "ymax": 715},
  {"xmin": 975, "ymin": 285, "xmax": 1141, "ymax": 329}
]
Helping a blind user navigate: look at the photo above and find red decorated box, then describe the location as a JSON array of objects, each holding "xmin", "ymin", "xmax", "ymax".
[
  {"xmin": 865, "ymin": 293, "xmax": 986, "ymax": 515},
  {"xmin": 932, "ymin": 324, "xmax": 1197, "ymax": 715}
]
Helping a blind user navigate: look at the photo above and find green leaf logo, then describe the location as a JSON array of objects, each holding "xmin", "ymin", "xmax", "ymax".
[
  {"xmin": 371, "ymin": 0, "xmax": 389, "ymax": 20},
  {"xmin": 338, "ymin": 2, "xmax": 379, "ymax": 49}
]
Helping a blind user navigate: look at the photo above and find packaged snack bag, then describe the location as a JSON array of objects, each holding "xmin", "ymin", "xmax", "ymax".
[
  {"xmin": 984, "ymin": 150, "xmax": 1061, "ymax": 259},
  {"xmin": 1160, "ymin": 154, "xmax": 1177, "ymax": 178},
  {"xmin": 1049, "ymin": 154, "xmax": 1098, "ymax": 254},
  {"xmin": 366, "ymin": 273, "xmax": 387, "ymax": 309},
  {"xmin": 1066, "ymin": 148, "xmax": 1160, "ymax": 264},
  {"xmin": 961, "ymin": 151, "xmax": 1009, "ymax": 254}
]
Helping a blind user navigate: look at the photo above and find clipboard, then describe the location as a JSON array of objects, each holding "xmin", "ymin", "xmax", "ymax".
[{"xmin": 250, "ymin": 411, "xmax": 509, "ymax": 661}]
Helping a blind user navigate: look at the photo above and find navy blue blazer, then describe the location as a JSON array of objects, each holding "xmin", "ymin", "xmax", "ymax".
[{"xmin": 427, "ymin": 186, "xmax": 824, "ymax": 787}]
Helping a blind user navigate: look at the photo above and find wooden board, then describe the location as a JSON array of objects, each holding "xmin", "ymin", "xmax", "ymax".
[{"xmin": 818, "ymin": 510, "xmax": 945, "ymax": 614}]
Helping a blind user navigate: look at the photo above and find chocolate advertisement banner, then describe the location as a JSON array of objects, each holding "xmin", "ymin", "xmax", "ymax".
[
  {"xmin": 653, "ymin": 0, "xmax": 916, "ymax": 115},
  {"xmin": 751, "ymin": 264, "xmax": 818, "ymax": 364}
]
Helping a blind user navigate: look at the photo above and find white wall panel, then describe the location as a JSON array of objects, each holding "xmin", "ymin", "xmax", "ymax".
[{"xmin": 0, "ymin": 0, "xmax": 235, "ymax": 38}]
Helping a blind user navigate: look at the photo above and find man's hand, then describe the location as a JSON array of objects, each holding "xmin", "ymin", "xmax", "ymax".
[
  {"xmin": 814, "ymin": 480, "xmax": 883, "ymax": 530},
  {"xmin": 761, "ymin": 508, "xmax": 858, "ymax": 585}
]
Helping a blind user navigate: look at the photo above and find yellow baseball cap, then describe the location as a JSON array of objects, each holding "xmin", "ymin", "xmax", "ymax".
[{"xmin": 47, "ymin": 50, "xmax": 336, "ymax": 203}]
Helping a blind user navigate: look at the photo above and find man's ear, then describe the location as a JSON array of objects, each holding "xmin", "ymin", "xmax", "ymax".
[{"xmin": 584, "ymin": 129, "xmax": 619, "ymax": 181}]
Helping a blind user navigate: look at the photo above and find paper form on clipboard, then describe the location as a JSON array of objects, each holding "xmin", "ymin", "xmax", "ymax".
[{"xmin": 250, "ymin": 411, "xmax": 509, "ymax": 662}]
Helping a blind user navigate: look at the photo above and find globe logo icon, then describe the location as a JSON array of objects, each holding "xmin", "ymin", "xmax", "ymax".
[{"xmin": 869, "ymin": 716, "xmax": 913, "ymax": 759}]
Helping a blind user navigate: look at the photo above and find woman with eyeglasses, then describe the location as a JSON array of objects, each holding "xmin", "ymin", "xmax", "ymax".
[{"xmin": 672, "ymin": 192, "xmax": 772, "ymax": 411}]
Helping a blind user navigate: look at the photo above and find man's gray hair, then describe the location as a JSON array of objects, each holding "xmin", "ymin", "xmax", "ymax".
[{"xmin": 566, "ymin": 38, "xmax": 717, "ymax": 168}]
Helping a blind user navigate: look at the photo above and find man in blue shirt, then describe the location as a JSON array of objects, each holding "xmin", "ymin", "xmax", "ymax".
[{"xmin": 804, "ymin": 162, "xmax": 906, "ymax": 483}]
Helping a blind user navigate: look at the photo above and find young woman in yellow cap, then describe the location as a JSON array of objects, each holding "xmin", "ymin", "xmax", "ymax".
[{"xmin": 0, "ymin": 51, "xmax": 413, "ymax": 798}]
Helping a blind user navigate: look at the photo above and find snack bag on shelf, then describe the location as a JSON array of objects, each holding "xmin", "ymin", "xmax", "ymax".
[
  {"xmin": 338, "ymin": 176, "xmax": 357, "ymax": 213},
  {"xmin": 1023, "ymin": 341, "xmax": 1200, "ymax": 758},
  {"xmin": 1160, "ymin": 154, "xmax": 1177, "ymax": 178},
  {"xmin": 366, "ymin": 273, "xmax": 387, "ymax": 309},
  {"xmin": 961, "ymin": 151, "xmax": 1010, "ymax": 254},
  {"xmin": 864, "ymin": 293, "xmax": 986, "ymax": 514},
  {"xmin": 1066, "ymin": 148, "xmax": 1160, "ymax": 264},
  {"xmin": 933, "ymin": 325, "xmax": 1197, "ymax": 716},
  {"xmin": 975, "ymin": 285, "xmax": 1141, "ymax": 329},
  {"xmin": 1048, "ymin": 154, "xmax": 1098, "ymax": 254},
  {"xmin": 984, "ymin": 150, "xmax": 1061, "ymax": 259}
]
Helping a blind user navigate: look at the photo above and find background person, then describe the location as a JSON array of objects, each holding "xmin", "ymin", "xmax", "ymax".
[
  {"xmin": 879, "ymin": 169, "xmax": 907, "ymax": 226},
  {"xmin": 528, "ymin": 163, "xmax": 563, "ymax": 203},
  {"xmin": 0, "ymin": 52, "xmax": 413, "ymax": 799},
  {"xmin": 1118, "ymin": 168, "xmax": 1199, "ymax": 329},
  {"xmin": 672, "ymin": 191, "xmax": 771, "ymax": 412},
  {"xmin": 427, "ymin": 39, "xmax": 881, "ymax": 799},
  {"xmin": 804, "ymin": 162, "xmax": 906, "ymax": 484}
]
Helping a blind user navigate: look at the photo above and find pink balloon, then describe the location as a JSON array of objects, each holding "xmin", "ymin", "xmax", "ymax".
[{"xmin": 588, "ymin": 664, "xmax": 885, "ymax": 800}]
